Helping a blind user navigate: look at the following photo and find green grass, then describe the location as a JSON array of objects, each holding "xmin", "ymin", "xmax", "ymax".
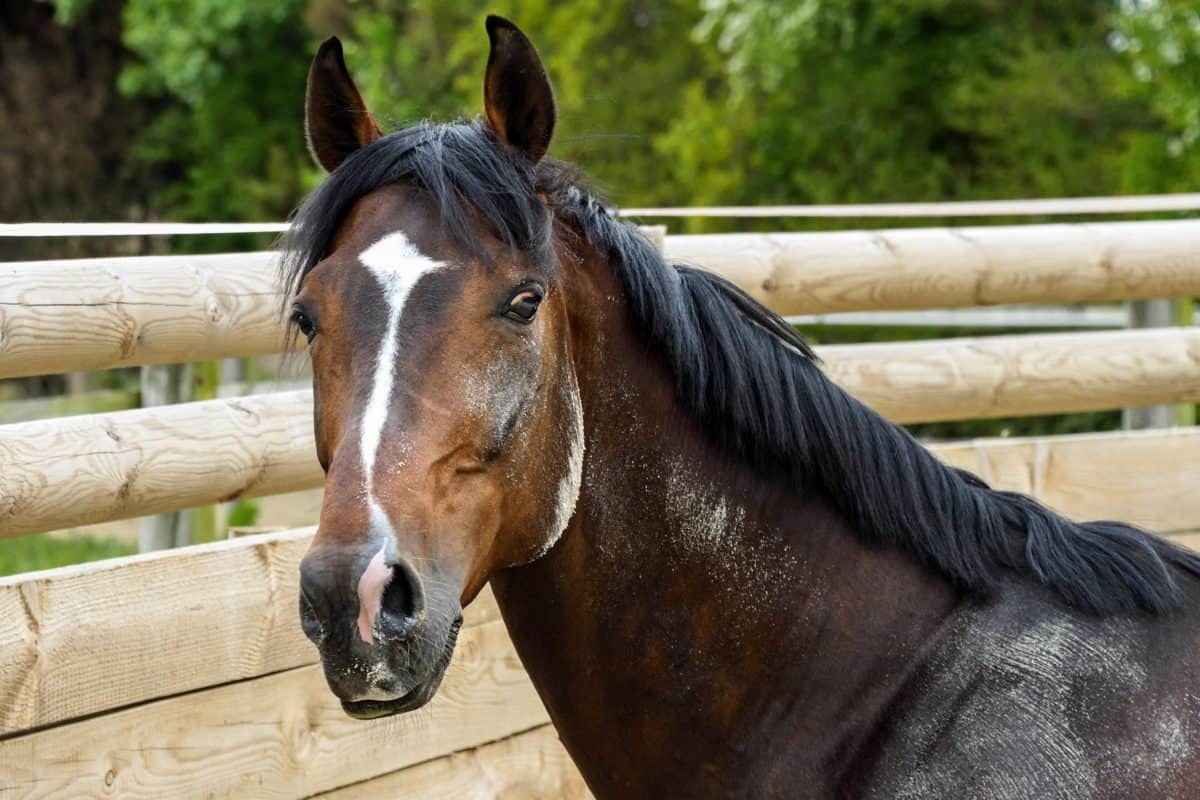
[{"xmin": 0, "ymin": 533, "xmax": 136, "ymax": 577}]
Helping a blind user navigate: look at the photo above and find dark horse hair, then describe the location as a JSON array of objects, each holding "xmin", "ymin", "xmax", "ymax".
[{"xmin": 282, "ymin": 119, "xmax": 1200, "ymax": 616}]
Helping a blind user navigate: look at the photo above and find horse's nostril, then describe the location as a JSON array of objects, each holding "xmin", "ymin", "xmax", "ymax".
[{"xmin": 378, "ymin": 562, "xmax": 422, "ymax": 639}]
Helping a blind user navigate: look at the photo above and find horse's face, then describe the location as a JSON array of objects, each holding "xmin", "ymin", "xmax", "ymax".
[{"xmin": 293, "ymin": 19, "xmax": 576, "ymax": 719}]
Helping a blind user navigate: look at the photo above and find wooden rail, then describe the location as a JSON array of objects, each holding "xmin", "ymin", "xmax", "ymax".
[
  {"xmin": 0, "ymin": 252, "xmax": 286, "ymax": 380},
  {"xmin": 666, "ymin": 219, "xmax": 1200, "ymax": 315},
  {"xmin": 3, "ymin": 330, "xmax": 1198, "ymax": 538},
  {"xmin": 4, "ymin": 220, "xmax": 1200, "ymax": 379},
  {"xmin": 822, "ymin": 327, "xmax": 1200, "ymax": 424},
  {"xmin": 0, "ymin": 621, "xmax": 549, "ymax": 799},
  {"xmin": 0, "ymin": 391, "xmax": 317, "ymax": 538}
]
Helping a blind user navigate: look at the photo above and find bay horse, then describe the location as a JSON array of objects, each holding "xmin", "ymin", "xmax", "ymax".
[{"xmin": 286, "ymin": 16, "xmax": 1200, "ymax": 798}]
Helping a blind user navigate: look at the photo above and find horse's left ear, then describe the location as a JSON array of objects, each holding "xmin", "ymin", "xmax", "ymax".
[
  {"xmin": 305, "ymin": 37, "xmax": 383, "ymax": 173},
  {"xmin": 483, "ymin": 16, "xmax": 556, "ymax": 164}
]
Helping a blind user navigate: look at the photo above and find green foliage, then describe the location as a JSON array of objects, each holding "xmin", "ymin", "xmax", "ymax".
[
  {"xmin": 659, "ymin": 0, "xmax": 1158, "ymax": 226},
  {"xmin": 0, "ymin": 533, "xmax": 135, "ymax": 577},
  {"xmin": 117, "ymin": 0, "xmax": 317, "ymax": 222},
  {"xmin": 1113, "ymin": 2, "xmax": 1200, "ymax": 192},
  {"xmin": 226, "ymin": 500, "xmax": 263, "ymax": 528}
]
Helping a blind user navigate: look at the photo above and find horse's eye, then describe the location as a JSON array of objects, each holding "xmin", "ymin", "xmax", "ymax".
[
  {"xmin": 291, "ymin": 306, "xmax": 317, "ymax": 342},
  {"xmin": 505, "ymin": 288, "xmax": 543, "ymax": 323}
]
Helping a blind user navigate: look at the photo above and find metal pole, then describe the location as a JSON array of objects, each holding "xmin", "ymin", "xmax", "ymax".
[
  {"xmin": 137, "ymin": 364, "xmax": 193, "ymax": 551},
  {"xmin": 1123, "ymin": 300, "xmax": 1175, "ymax": 430}
]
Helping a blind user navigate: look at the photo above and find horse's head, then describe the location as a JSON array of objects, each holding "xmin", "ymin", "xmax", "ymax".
[{"xmin": 289, "ymin": 17, "xmax": 583, "ymax": 719}]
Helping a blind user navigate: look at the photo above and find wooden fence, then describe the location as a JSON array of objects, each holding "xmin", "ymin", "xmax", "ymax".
[{"xmin": 1, "ymin": 218, "xmax": 1198, "ymax": 797}]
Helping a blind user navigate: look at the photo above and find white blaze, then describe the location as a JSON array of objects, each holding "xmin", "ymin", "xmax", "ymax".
[{"xmin": 358, "ymin": 231, "xmax": 446, "ymax": 494}]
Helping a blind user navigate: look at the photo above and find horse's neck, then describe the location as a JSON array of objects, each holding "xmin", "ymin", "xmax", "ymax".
[{"xmin": 489, "ymin": 246, "xmax": 964, "ymax": 796}]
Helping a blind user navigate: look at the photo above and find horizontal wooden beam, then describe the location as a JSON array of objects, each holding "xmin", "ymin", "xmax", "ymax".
[
  {"xmin": 0, "ymin": 526, "xmax": 502, "ymax": 733},
  {"xmin": 0, "ymin": 620, "xmax": 548, "ymax": 799},
  {"xmin": 4, "ymin": 328, "xmax": 1199, "ymax": 537},
  {"xmin": 4, "ymin": 219, "xmax": 1200, "ymax": 379},
  {"xmin": 666, "ymin": 219, "xmax": 1200, "ymax": 315},
  {"xmin": 933, "ymin": 427, "xmax": 1200, "ymax": 535},
  {"xmin": 0, "ymin": 390, "xmax": 320, "ymax": 538},
  {"xmin": 314, "ymin": 724, "xmax": 588, "ymax": 799},
  {"xmin": 0, "ymin": 251, "xmax": 288, "ymax": 380},
  {"xmin": 2, "ymin": 426, "xmax": 1197, "ymax": 737},
  {"xmin": 823, "ymin": 327, "xmax": 1200, "ymax": 424}
]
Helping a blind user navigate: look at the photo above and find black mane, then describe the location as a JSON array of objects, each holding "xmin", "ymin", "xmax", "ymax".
[{"xmin": 282, "ymin": 120, "xmax": 1200, "ymax": 615}]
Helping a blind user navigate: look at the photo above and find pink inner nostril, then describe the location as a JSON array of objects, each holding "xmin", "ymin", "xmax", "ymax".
[{"xmin": 356, "ymin": 546, "xmax": 392, "ymax": 644}]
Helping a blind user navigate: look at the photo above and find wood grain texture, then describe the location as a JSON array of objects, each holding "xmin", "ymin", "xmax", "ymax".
[
  {"xmin": 665, "ymin": 220, "xmax": 1200, "ymax": 315},
  {"xmin": 4, "ymin": 220, "xmax": 1200, "ymax": 379},
  {"xmin": 0, "ymin": 620, "xmax": 544, "ymax": 800},
  {"xmin": 0, "ymin": 252, "xmax": 289, "ymax": 380},
  {"xmin": 315, "ymin": 725, "xmax": 590, "ymax": 799},
  {"xmin": 3, "ymin": 329, "xmax": 1198, "ymax": 537},
  {"xmin": 821, "ymin": 328, "xmax": 1200, "ymax": 424},
  {"xmin": 0, "ymin": 391, "xmax": 324, "ymax": 538},
  {"xmin": 0, "ymin": 528, "xmax": 501, "ymax": 735},
  {"xmin": 930, "ymin": 428, "xmax": 1200, "ymax": 534}
]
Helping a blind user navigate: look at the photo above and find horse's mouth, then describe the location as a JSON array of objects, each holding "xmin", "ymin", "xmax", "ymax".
[
  {"xmin": 340, "ymin": 682, "xmax": 433, "ymax": 719},
  {"xmin": 338, "ymin": 615, "xmax": 462, "ymax": 720}
]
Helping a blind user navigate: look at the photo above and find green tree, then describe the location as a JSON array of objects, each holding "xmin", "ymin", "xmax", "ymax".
[
  {"xmin": 117, "ymin": 0, "xmax": 316, "ymax": 222},
  {"xmin": 1114, "ymin": 1, "xmax": 1200, "ymax": 193},
  {"xmin": 660, "ymin": 0, "xmax": 1158, "ymax": 227}
]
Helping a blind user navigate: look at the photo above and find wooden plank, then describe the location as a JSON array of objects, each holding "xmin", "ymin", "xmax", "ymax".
[
  {"xmin": 315, "ymin": 725, "xmax": 590, "ymax": 800},
  {"xmin": 822, "ymin": 328, "xmax": 1200, "ymax": 424},
  {"xmin": 666, "ymin": 219, "xmax": 1200, "ymax": 315},
  {"xmin": 0, "ymin": 252, "xmax": 288, "ymax": 380},
  {"xmin": 0, "ymin": 620, "xmax": 546, "ymax": 800},
  {"xmin": 0, "ymin": 528, "xmax": 501, "ymax": 734},
  {"xmin": 930, "ymin": 427, "xmax": 1200, "ymax": 534},
  {"xmin": 0, "ymin": 391, "xmax": 324, "ymax": 538},
  {"xmin": 5, "ymin": 220, "xmax": 1200, "ymax": 379},
  {"xmin": 3, "ymin": 328, "xmax": 1199, "ymax": 537}
]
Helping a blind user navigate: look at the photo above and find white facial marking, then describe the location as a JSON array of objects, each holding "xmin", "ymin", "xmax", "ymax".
[
  {"xmin": 356, "ymin": 545, "xmax": 390, "ymax": 645},
  {"xmin": 354, "ymin": 231, "xmax": 443, "ymax": 647},
  {"xmin": 358, "ymin": 231, "xmax": 446, "ymax": 493},
  {"xmin": 532, "ymin": 367, "xmax": 585, "ymax": 561}
]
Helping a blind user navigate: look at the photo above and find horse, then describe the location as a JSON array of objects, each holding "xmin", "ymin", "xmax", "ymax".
[{"xmin": 285, "ymin": 16, "xmax": 1200, "ymax": 799}]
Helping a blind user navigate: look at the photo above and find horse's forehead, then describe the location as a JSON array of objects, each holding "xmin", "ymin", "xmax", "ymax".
[{"xmin": 328, "ymin": 184, "xmax": 441, "ymax": 264}]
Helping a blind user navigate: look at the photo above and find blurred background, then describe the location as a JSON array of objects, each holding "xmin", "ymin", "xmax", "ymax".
[{"xmin": 2, "ymin": 0, "xmax": 1197, "ymax": 571}]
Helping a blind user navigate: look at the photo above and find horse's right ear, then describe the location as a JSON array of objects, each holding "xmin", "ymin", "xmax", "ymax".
[{"xmin": 305, "ymin": 37, "xmax": 382, "ymax": 173}]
